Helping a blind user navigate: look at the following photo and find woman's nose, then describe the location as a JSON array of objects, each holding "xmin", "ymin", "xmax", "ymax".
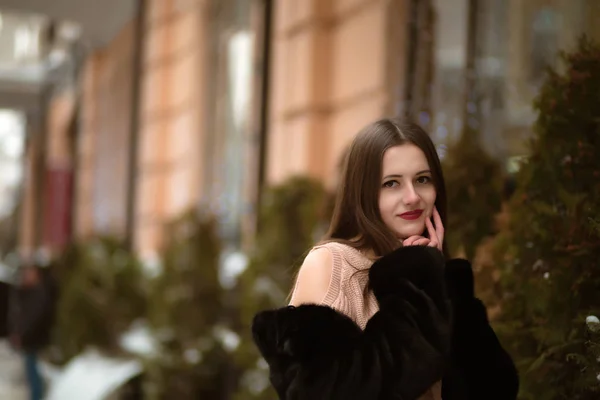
[{"xmin": 403, "ymin": 184, "xmax": 420, "ymax": 205}]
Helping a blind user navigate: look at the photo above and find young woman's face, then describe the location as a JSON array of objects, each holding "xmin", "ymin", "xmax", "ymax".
[{"xmin": 378, "ymin": 143, "xmax": 437, "ymax": 240}]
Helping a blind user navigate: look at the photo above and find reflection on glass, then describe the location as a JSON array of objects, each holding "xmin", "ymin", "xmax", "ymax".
[
  {"xmin": 430, "ymin": 0, "xmax": 599, "ymax": 165},
  {"xmin": 0, "ymin": 109, "xmax": 25, "ymax": 219},
  {"xmin": 206, "ymin": 0, "xmax": 255, "ymax": 247},
  {"xmin": 530, "ymin": 7, "xmax": 559, "ymax": 85}
]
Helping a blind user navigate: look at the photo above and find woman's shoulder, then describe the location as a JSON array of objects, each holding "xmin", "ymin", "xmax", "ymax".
[
  {"xmin": 289, "ymin": 247, "xmax": 336, "ymax": 306},
  {"xmin": 290, "ymin": 242, "xmax": 374, "ymax": 307},
  {"xmin": 312, "ymin": 241, "xmax": 373, "ymax": 270},
  {"xmin": 312, "ymin": 241, "xmax": 364, "ymax": 258}
]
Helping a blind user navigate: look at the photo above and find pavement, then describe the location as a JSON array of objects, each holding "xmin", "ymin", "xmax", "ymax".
[{"xmin": 0, "ymin": 340, "xmax": 28, "ymax": 400}]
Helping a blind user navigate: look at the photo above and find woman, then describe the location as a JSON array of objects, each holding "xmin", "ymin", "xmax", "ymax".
[{"xmin": 252, "ymin": 118, "xmax": 518, "ymax": 399}]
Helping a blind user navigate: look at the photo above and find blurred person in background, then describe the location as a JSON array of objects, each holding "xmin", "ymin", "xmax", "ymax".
[
  {"xmin": 1, "ymin": 254, "xmax": 19, "ymax": 338},
  {"xmin": 0, "ymin": 281, "xmax": 9, "ymax": 338},
  {"xmin": 8, "ymin": 250, "xmax": 58, "ymax": 400}
]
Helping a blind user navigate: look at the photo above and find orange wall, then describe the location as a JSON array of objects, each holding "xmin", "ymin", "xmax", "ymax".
[
  {"xmin": 135, "ymin": 0, "xmax": 208, "ymax": 257},
  {"xmin": 42, "ymin": 0, "xmax": 405, "ymax": 256},
  {"xmin": 46, "ymin": 90, "xmax": 75, "ymax": 169},
  {"xmin": 76, "ymin": 23, "xmax": 135, "ymax": 239},
  {"xmin": 72, "ymin": 0, "xmax": 209, "ymax": 256},
  {"xmin": 266, "ymin": 0, "xmax": 400, "ymax": 189}
]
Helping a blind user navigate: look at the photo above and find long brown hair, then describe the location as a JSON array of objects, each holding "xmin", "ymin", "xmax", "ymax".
[{"xmin": 323, "ymin": 118, "xmax": 449, "ymax": 258}]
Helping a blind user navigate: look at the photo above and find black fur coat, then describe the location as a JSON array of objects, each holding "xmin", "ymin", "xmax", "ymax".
[{"xmin": 252, "ymin": 246, "xmax": 519, "ymax": 400}]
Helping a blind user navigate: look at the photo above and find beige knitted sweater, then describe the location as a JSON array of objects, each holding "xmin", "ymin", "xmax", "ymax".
[{"xmin": 304, "ymin": 241, "xmax": 442, "ymax": 400}]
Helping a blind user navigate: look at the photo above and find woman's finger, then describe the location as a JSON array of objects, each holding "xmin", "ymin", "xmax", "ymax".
[
  {"xmin": 427, "ymin": 238, "xmax": 439, "ymax": 249},
  {"xmin": 425, "ymin": 217, "xmax": 438, "ymax": 242},
  {"xmin": 413, "ymin": 238, "xmax": 431, "ymax": 247},
  {"xmin": 433, "ymin": 207, "xmax": 444, "ymax": 244},
  {"xmin": 403, "ymin": 236, "xmax": 418, "ymax": 246},
  {"xmin": 403, "ymin": 235, "xmax": 424, "ymax": 247},
  {"xmin": 425, "ymin": 218, "xmax": 441, "ymax": 250}
]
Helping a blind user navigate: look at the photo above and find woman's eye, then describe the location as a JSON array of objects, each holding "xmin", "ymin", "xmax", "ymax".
[
  {"xmin": 383, "ymin": 180, "xmax": 398, "ymax": 188},
  {"xmin": 416, "ymin": 176, "xmax": 432, "ymax": 184}
]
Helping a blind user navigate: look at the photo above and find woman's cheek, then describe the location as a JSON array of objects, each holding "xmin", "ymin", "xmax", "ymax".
[
  {"xmin": 418, "ymin": 190, "xmax": 435, "ymax": 216},
  {"xmin": 427, "ymin": 190, "xmax": 437, "ymax": 215},
  {"xmin": 427, "ymin": 204, "xmax": 435, "ymax": 218}
]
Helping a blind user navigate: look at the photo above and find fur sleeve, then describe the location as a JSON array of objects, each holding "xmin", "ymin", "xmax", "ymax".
[
  {"xmin": 442, "ymin": 258, "xmax": 520, "ymax": 400},
  {"xmin": 252, "ymin": 304, "xmax": 382, "ymax": 400},
  {"xmin": 251, "ymin": 246, "xmax": 451, "ymax": 400},
  {"xmin": 366, "ymin": 246, "xmax": 452, "ymax": 399}
]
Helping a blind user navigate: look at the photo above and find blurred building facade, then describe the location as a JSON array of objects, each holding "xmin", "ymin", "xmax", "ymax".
[{"xmin": 2, "ymin": 0, "xmax": 599, "ymax": 260}]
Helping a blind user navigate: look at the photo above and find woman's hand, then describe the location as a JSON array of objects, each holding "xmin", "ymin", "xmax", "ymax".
[{"xmin": 402, "ymin": 207, "xmax": 444, "ymax": 251}]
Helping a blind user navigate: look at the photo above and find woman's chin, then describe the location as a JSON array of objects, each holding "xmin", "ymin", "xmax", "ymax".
[{"xmin": 396, "ymin": 226, "xmax": 426, "ymax": 240}]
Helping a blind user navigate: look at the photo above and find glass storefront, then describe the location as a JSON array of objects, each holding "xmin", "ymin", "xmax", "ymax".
[
  {"xmin": 429, "ymin": 0, "xmax": 600, "ymax": 164},
  {"xmin": 0, "ymin": 109, "xmax": 25, "ymax": 256},
  {"xmin": 204, "ymin": 0, "xmax": 262, "ymax": 248}
]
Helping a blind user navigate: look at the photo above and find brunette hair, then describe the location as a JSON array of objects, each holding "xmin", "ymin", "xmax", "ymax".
[{"xmin": 323, "ymin": 118, "xmax": 449, "ymax": 258}]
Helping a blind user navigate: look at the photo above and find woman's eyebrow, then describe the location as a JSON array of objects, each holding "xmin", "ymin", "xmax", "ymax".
[{"xmin": 382, "ymin": 170, "xmax": 431, "ymax": 180}]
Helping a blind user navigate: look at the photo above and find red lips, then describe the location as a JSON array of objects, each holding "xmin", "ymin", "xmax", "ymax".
[{"xmin": 399, "ymin": 209, "xmax": 423, "ymax": 220}]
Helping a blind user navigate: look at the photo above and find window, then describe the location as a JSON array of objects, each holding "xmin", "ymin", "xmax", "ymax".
[
  {"xmin": 530, "ymin": 8, "xmax": 558, "ymax": 85},
  {"xmin": 204, "ymin": 0, "xmax": 259, "ymax": 248}
]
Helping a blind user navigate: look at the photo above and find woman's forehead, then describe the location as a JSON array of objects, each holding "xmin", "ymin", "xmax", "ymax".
[{"xmin": 382, "ymin": 144, "xmax": 430, "ymax": 174}]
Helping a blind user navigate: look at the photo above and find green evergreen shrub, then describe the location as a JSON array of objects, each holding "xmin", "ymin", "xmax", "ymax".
[
  {"xmin": 144, "ymin": 210, "xmax": 227, "ymax": 399},
  {"xmin": 442, "ymin": 126, "xmax": 505, "ymax": 260},
  {"xmin": 231, "ymin": 176, "xmax": 332, "ymax": 399},
  {"xmin": 494, "ymin": 37, "xmax": 600, "ymax": 400},
  {"xmin": 50, "ymin": 236, "xmax": 147, "ymax": 364}
]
